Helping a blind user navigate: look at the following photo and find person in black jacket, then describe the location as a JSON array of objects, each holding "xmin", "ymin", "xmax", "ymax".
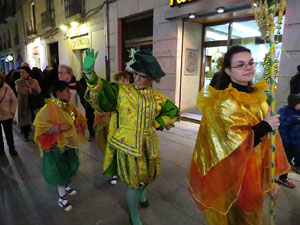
[{"xmin": 290, "ymin": 65, "xmax": 300, "ymax": 94}]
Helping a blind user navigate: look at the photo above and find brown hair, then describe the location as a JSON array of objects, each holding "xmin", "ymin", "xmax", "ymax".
[{"xmin": 113, "ymin": 71, "xmax": 130, "ymax": 81}]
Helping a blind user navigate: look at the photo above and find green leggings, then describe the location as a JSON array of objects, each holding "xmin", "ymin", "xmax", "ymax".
[{"xmin": 126, "ymin": 186, "xmax": 148, "ymax": 225}]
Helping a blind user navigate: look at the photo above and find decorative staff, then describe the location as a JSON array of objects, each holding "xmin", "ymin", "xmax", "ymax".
[{"xmin": 250, "ymin": 0, "xmax": 286, "ymax": 224}]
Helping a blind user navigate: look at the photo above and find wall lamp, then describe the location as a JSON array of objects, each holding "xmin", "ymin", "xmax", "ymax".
[
  {"xmin": 217, "ymin": 7, "xmax": 225, "ymax": 13},
  {"xmin": 60, "ymin": 25, "xmax": 68, "ymax": 31}
]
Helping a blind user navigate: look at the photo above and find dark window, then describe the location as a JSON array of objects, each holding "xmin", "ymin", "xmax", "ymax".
[
  {"xmin": 7, "ymin": 30, "xmax": 11, "ymax": 48},
  {"xmin": 64, "ymin": 0, "xmax": 84, "ymax": 18},
  {"xmin": 14, "ymin": 23, "xmax": 19, "ymax": 45},
  {"xmin": 122, "ymin": 12, "xmax": 153, "ymax": 70}
]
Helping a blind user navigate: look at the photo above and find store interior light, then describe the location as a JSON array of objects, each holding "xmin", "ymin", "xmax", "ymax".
[
  {"xmin": 60, "ymin": 25, "xmax": 68, "ymax": 31},
  {"xmin": 253, "ymin": 2, "xmax": 258, "ymax": 7},
  {"xmin": 189, "ymin": 14, "xmax": 196, "ymax": 19},
  {"xmin": 70, "ymin": 21, "xmax": 79, "ymax": 27},
  {"xmin": 217, "ymin": 7, "xmax": 225, "ymax": 14}
]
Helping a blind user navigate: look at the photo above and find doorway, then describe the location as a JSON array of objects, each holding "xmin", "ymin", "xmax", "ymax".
[{"xmin": 49, "ymin": 42, "xmax": 59, "ymax": 68}]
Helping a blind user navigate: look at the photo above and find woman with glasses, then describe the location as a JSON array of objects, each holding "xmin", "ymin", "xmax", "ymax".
[{"xmin": 188, "ymin": 45, "xmax": 290, "ymax": 225}]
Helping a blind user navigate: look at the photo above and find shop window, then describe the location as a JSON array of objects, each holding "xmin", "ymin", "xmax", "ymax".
[
  {"xmin": 203, "ymin": 16, "xmax": 284, "ymax": 86},
  {"xmin": 205, "ymin": 23, "xmax": 229, "ymax": 41},
  {"xmin": 204, "ymin": 46, "xmax": 227, "ymax": 86}
]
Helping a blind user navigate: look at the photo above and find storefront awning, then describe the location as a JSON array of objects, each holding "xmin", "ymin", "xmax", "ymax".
[{"xmin": 165, "ymin": 0, "xmax": 251, "ymax": 20}]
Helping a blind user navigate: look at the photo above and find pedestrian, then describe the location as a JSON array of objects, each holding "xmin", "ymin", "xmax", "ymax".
[
  {"xmin": 83, "ymin": 49, "xmax": 180, "ymax": 225},
  {"xmin": 79, "ymin": 76, "xmax": 95, "ymax": 142},
  {"xmin": 0, "ymin": 71, "xmax": 18, "ymax": 156},
  {"xmin": 15, "ymin": 66, "xmax": 41, "ymax": 142},
  {"xmin": 5, "ymin": 69, "xmax": 17, "ymax": 95},
  {"xmin": 290, "ymin": 65, "xmax": 300, "ymax": 94},
  {"xmin": 58, "ymin": 65, "xmax": 91, "ymax": 139},
  {"xmin": 277, "ymin": 94, "xmax": 300, "ymax": 188},
  {"xmin": 58, "ymin": 64, "xmax": 86, "ymax": 112},
  {"xmin": 188, "ymin": 45, "xmax": 290, "ymax": 225},
  {"xmin": 33, "ymin": 80, "xmax": 87, "ymax": 211}
]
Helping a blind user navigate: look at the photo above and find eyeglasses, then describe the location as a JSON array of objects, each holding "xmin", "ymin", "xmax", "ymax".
[{"xmin": 230, "ymin": 61, "xmax": 255, "ymax": 70}]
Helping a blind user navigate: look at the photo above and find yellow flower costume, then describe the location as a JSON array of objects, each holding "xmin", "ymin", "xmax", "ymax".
[
  {"xmin": 188, "ymin": 80, "xmax": 290, "ymax": 225},
  {"xmin": 33, "ymin": 99, "xmax": 87, "ymax": 156},
  {"xmin": 33, "ymin": 98, "xmax": 87, "ymax": 186},
  {"xmin": 86, "ymin": 73, "xmax": 179, "ymax": 189}
]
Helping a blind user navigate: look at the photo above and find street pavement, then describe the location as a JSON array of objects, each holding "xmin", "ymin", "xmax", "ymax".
[{"xmin": 0, "ymin": 121, "xmax": 299, "ymax": 225}]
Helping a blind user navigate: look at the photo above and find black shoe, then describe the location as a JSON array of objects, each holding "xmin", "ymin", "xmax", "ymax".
[
  {"xmin": 24, "ymin": 138, "xmax": 28, "ymax": 142},
  {"xmin": 88, "ymin": 135, "xmax": 95, "ymax": 142},
  {"xmin": 9, "ymin": 150, "xmax": 18, "ymax": 156},
  {"xmin": 139, "ymin": 197, "xmax": 149, "ymax": 208}
]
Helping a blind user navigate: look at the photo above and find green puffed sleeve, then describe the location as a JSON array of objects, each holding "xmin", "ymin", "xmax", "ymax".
[
  {"xmin": 85, "ymin": 72, "xmax": 119, "ymax": 112},
  {"xmin": 156, "ymin": 99, "xmax": 180, "ymax": 130}
]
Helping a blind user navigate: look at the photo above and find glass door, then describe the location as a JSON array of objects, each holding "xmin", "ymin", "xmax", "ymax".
[{"xmin": 203, "ymin": 46, "xmax": 227, "ymax": 87}]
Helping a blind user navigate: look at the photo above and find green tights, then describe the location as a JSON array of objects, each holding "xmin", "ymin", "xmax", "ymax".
[{"xmin": 126, "ymin": 187, "xmax": 148, "ymax": 225}]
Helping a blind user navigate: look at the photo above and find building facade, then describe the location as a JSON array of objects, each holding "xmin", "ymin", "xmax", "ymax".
[
  {"xmin": 0, "ymin": 0, "xmax": 26, "ymax": 73},
  {"xmin": 0, "ymin": 0, "xmax": 296, "ymax": 113},
  {"xmin": 20, "ymin": 0, "xmax": 106, "ymax": 80}
]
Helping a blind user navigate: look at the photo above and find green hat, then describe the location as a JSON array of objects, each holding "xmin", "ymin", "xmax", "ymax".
[{"xmin": 128, "ymin": 50, "xmax": 165, "ymax": 80}]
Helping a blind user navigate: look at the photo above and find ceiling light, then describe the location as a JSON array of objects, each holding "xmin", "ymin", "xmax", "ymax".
[
  {"xmin": 189, "ymin": 14, "xmax": 196, "ymax": 19},
  {"xmin": 70, "ymin": 21, "xmax": 79, "ymax": 27},
  {"xmin": 217, "ymin": 7, "xmax": 225, "ymax": 14},
  {"xmin": 253, "ymin": 2, "xmax": 258, "ymax": 7},
  {"xmin": 60, "ymin": 25, "xmax": 68, "ymax": 31}
]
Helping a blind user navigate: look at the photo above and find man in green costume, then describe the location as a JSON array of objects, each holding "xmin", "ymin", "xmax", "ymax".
[{"xmin": 83, "ymin": 49, "xmax": 180, "ymax": 225}]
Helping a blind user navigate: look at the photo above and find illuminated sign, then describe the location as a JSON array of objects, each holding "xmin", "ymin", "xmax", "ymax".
[
  {"xmin": 71, "ymin": 36, "xmax": 90, "ymax": 50},
  {"xmin": 170, "ymin": 0, "xmax": 197, "ymax": 7},
  {"xmin": 5, "ymin": 54, "xmax": 14, "ymax": 62},
  {"xmin": 32, "ymin": 47, "xmax": 40, "ymax": 58}
]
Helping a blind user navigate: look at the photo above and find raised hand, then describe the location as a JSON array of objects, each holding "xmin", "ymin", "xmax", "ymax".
[{"xmin": 83, "ymin": 48, "xmax": 99, "ymax": 74}]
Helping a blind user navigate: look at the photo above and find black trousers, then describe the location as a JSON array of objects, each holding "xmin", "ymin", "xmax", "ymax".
[
  {"xmin": 0, "ymin": 119, "xmax": 15, "ymax": 152},
  {"xmin": 21, "ymin": 125, "xmax": 31, "ymax": 139},
  {"xmin": 279, "ymin": 145, "xmax": 300, "ymax": 179},
  {"xmin": 86, "ymin": 103, "xmax": 95, "ymax": 137}
]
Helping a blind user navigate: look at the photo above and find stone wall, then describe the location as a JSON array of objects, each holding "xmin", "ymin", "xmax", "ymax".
[
  {"xmin": 108, "ymin": 0, "xmax": 182, "ymax": 103},
  {"xmin": 277, "ymin": 0, "xmax": 300, "ymax": 110}
]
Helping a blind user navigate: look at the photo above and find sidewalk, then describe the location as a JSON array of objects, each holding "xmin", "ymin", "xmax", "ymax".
[{"xmin": 0, "ymin": 121, "xmax": 299, "ymax": 225}]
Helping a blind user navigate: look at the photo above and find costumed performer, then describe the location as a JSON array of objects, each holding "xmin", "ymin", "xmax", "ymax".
[
  {"xmin": 93, "ymin": 71, "xmax": 131, "ymax": 184},
  {"xmin": 188, "ymin": 45, "xmax": 290, "ymax": 225},
  {"xmin": 83, "ymin": 48, "xmax": 180, "ymax": 225},
  {"xmin": 33, "ymin": 80, "xmax": 87, "ymax": 211}
]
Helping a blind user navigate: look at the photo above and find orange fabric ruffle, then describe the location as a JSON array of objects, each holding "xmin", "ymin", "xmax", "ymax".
[{"xmin": 188, "ymin": 131, "xmax": 290, "ymax": 224}]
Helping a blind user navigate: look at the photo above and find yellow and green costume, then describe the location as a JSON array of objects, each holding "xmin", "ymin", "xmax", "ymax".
[
  {"xmin": 188, "ymin": 80, "xmax": 290, "ymax": 225},
  {"xmin": 86, "ymin": 72, "xmax": 179, "ymax": 189},
  {"xmin": 33, "ymin": 99, "xmax": 87, "ymax": 186}
]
